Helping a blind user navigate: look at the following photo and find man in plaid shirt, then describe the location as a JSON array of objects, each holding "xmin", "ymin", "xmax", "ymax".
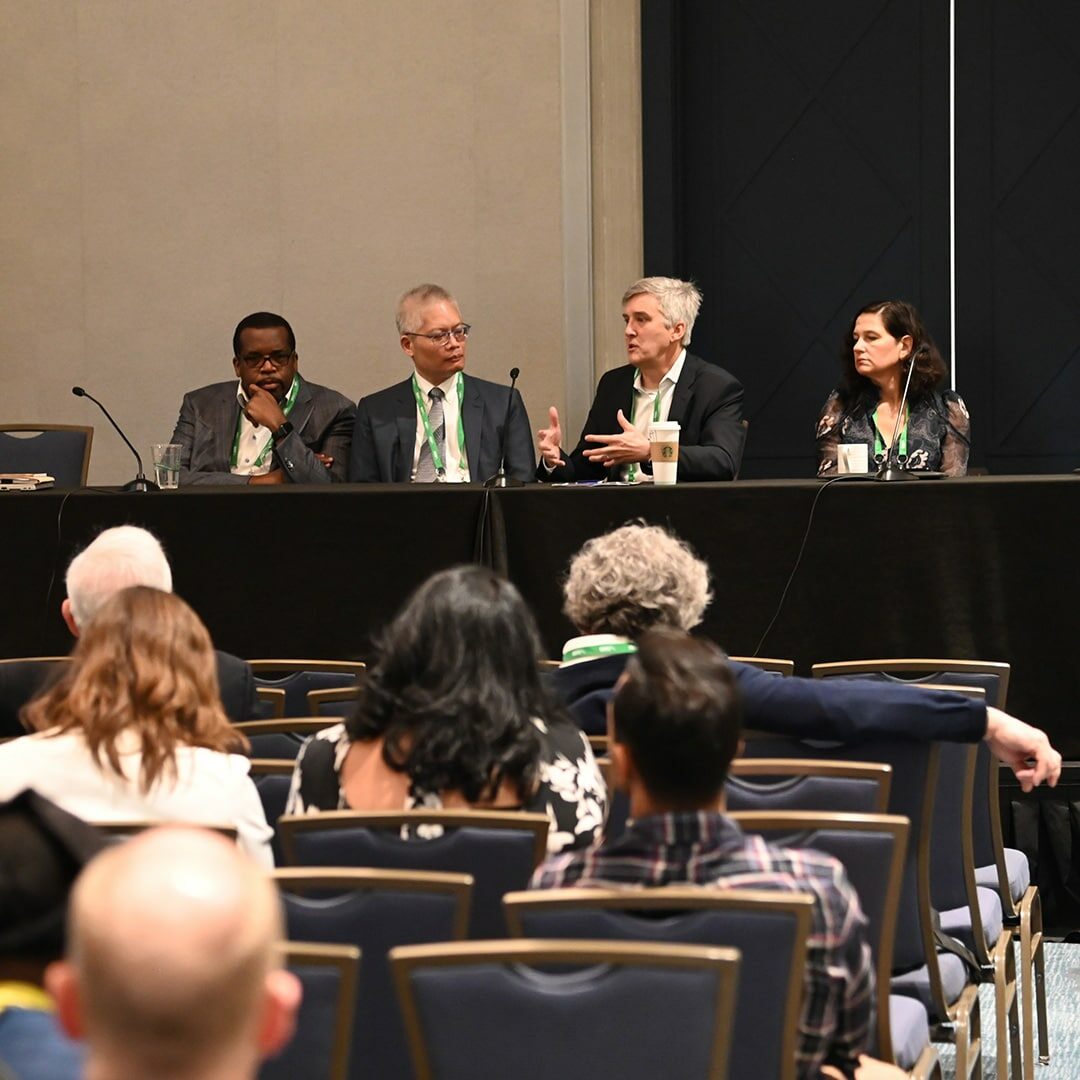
[{"xmin": 532, "ymin": 627, "xmax": 873, "ymax": 1079}]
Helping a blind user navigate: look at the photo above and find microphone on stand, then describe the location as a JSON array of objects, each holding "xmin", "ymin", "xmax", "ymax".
[
  {"xmin": 484, "ymin": 367, "xmax": 525, "ymax": 488},
  {"xmin": 71, "ymin": 386, "xmax": 158, "ymax": 492},
  {"xmin": 875, "ymin": 352, "xmax": 920, "ymax": 482}
]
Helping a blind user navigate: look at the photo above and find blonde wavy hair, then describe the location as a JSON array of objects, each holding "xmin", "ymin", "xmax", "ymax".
[
  {"xmin": 23, "ymin": 587, "xmax": 247, "ymax": 792},
  {"xmin": 562, "ymin": 522, "xmax": 714, "ymax": 638}
]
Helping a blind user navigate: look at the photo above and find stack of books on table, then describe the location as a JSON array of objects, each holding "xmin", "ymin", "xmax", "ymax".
[{"xmin": 0, "ymin": 473, "xmax": 55, "ymax": 491}]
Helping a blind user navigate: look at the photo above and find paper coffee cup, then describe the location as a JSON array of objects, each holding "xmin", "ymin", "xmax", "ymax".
[
  {"xmin": 837, "ymin": 443, "xmax": 869, "ymax": 475},
  {"xmin": 648, "ymin": 421, "xmax": 681, "ymax": 485}
]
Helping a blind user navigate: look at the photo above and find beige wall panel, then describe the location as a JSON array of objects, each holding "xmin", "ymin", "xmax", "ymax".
[{"xmin": 1, "ymin": 1, "xmax": 570, "ymax": 482}]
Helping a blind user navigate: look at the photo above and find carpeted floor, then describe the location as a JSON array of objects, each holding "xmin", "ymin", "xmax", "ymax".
[{"xmin": 936, "ymin": 942, "xmax": 1080, "ymax": 1078}]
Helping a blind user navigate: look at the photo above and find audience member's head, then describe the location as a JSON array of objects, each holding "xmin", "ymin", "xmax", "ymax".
[
  {"xmin": 563, "ymin": 522, "xmax": 713, "ymax": 639},
  {"xmin": 63, "ymin": 525, "xmax": 173, "ymax": 635},
  {"xmin": 349, "ymin": 564, "xmax": 546, "ymax": 804},
  {"xmin": 0, "ymin": 789, "xmax": 107, "ymax": 984},
  {"xmin": 46, "ymin": 826, "xmax": 300, "ymax": 1080},
  {"xmin": 609, "ymin": 627, "xmax": 742, "ymax": 811},
  {"xmin": 23, "ymin": 587, "xmax": 246, "ymax": 791}
]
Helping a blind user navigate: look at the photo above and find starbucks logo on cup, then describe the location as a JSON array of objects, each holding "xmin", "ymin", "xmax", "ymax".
[{"xmin": 661, "ymin": 445, "xmax": 674, "ymax": 460}]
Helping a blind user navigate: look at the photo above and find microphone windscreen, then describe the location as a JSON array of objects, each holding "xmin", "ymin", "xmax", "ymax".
[
  {"xmin": 71, "ymin": 386, "xmax": 85, "ymax": 397},
  {"xmin": 509, "ymin": 367, "xmax": 520, "ymax": 380}
]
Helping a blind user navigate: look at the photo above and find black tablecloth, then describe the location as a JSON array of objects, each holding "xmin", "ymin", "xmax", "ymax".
[{"xmin": 4, "ymin": 475, "xmax": 1078, "ymax": 755}]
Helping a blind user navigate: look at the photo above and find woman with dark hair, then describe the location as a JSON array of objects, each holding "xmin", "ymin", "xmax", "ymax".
[
  {"xmin": 0, "ymin": 587, "xmax": 272, "ymax": 867},
  {"xmin": 286, "ymin": 565, "xmax": 606, "ymax": 854},
  {"xmin": 816, "ymin": 299, "xmax": 970, "ymax": 476}
]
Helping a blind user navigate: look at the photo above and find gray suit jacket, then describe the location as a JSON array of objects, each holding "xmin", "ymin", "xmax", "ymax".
[
  {"xmin": 348, "ymin": 373, "xmax": 535, "ymax": 483},
  {"xmin": 171, "ymin": 377, "xmax": 356, "ymax": 484}
]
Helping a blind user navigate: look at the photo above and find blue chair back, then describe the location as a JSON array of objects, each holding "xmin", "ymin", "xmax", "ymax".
[
  {"xmin": 504, "ymin": 888, "xmax": 811, "ymax": 1080},
  {"xmin": 725, "ymin": 760, "xmax": 891, "ymax": 814},
  {"xmin": 275, "ymin": 869, "xmax": 470, "ymax": 1080},
  {"xmin": 279, "ymin": 810, "xmax": 549, "ymax": 938},
  {"xmin": 392, "ymin": 940, "xmax": 740, "ymax": 1080},
  {"xmin": 260, "ymin": 942, "xmax": 358, "ymax": 1080},
  {"xmin": 0, "ymin": 425, "xmax": 92, "ymax": 487}
]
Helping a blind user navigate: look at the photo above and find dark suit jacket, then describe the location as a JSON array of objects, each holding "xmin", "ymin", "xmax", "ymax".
[
  {"xmin": 171, "ymin": 377, "xmax": 356, "ymax": 484},
  {"xmin": 0, "ymin": 650, "xmax": 258, "ymax": 738},
  {"xmin": 348, "ymin": 373, "xmax": 535, "ymax": 483},
  {"xmin": 543, "ymin": 353, "xmax": 745, "ymax": 483},
  {"xmin": 549, "ymin": 654, "xmax": 987, "ymax": 741}
]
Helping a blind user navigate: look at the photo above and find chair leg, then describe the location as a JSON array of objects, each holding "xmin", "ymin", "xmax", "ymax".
[
  {"xmin": 994, "ymin": 934, "xmax": 1022, "ymax": 1080},
  {"xmin": 1019, "ymin": 886, "xmax": 1050, "ymax": 1074},
  {"xmin": 909, "ymin": 1044, "xmax": 942, "ymax": 1080},
  {"xmin": 949, "ymin": 984, "xmax": 983, "ymax": 1080}
]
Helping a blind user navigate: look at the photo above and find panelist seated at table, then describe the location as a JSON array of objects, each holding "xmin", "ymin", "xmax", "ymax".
[
  {"xmin": 348, "ymin": 283, "xmax": 534, "ymax": 484},
  {"xmin": 816, "ymin": 299, "xmax": 970, "ymax": 477},
  {"xmin": 171, "ymin": 311, "xmax": 356, "ymax": 485},
  {"xmin": 536, "ymin": 276, "xmax": 745, "ymax": 483}
]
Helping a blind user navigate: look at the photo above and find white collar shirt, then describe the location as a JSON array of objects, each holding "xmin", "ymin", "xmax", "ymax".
[
  {"xmin": 231, "ymin": 379, "xmax": 275, "ymax": 476},
  {"xmin": 622, "ymin": 348, "xmax": 686, "ymax": 480},
  {"xmin": 411, "ymin": 370, "xmax": 469, "ymax": 483}
]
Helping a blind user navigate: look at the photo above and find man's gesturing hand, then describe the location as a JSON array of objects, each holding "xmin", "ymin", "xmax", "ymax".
[
  {"xmin": 985, "ymin": 707, "xmax": 1062, "ymax": 792},
  {"xmin": 582, "ymin": 409, "xmax": 650, "ymax": 468},
  {"xmin": 537, "ymin": 406, "xmax": 563, "ymax": 469}
]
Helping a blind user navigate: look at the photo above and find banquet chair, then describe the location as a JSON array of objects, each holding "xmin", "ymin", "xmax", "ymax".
[
  {"xmin": 739, "ymin": 735, "xmax": 982, "ymax": 1079},
  {"xmin": 728, "ymin": 656, "xmax": 795, "ymax": 677},
  {"xmin": 247, "ymin": 660, "xmax": 366, "ymax": 718},
  {"xmin": 813, "ymin": 661, "xmax": 1040, "ymax": 1076},
  {"xmin": 278, "ymin": 809, "xmax": 549, "ymax": 938},
  {"xmin": 729, "ymin": 811, "xmax": 939, "ymax": 1078},
  {"xmin": 249, "ymin": 759, "xmax": 294, "ymax": 862},
  {"xmin": 391, "ymin": 939, "xmax": 741, "ymax": 1080},
  {"xmin": 725, "ymin": 759, "xmax": 892, "ymax": 814},
  {"xmin": 504, "ymin": 887, "xmax": 811, "ymax": 1080},
  {"xmin": 274, "ymin": 868, "xmax": 471, "ymax": 1080},
  {"xmin": 307, "ymin": 686, "xmax": 358, "ymax": 716},
  {"xmin": 0, "ymin": 424, "xmax": 93, "ymax": 487},
  {"xmin": 260, "ymin": 942, "xmax": 359, "ymax": 1080},
  {"xmin": 234, "ymin": 718, "xmax": 340, "ymax": 760}
]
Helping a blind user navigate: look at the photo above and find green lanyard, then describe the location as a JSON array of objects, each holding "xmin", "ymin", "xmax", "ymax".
[
  {"xmin": 231, "ymin": 374, "xmax": 301, "ymax": 469},
  {"xmin": 561, "ymin": 641, "xmax": 639, "ymax": 663},
  {"xmin": 412, "ymin": 373, "xmax": 467, "ymax": 480},
  {"xmin": 872, "ymin": 406, "xmax": 908, "ymax": 460},
  {"xmin": 626, "ymin": 383, "xmax": 665, "ymax": 484}
]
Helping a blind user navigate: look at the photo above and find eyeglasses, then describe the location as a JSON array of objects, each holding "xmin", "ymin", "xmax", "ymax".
[
  {"xmin": 236, "ymin": 350, "xmax": 296, "ymax": 368},
  {"xmin": 404, "ymin": 324, "xmax": 471, "ymax": 347}
]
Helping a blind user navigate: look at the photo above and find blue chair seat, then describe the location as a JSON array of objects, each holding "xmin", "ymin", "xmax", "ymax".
[
  {"xmin": 975, "ymin": 847, "xmax": 1030, "ymax": 904},
  {"xmin": 891, "ymin": 950, "xmax": 969, "ymax": 1013},
  {"xmin": 889, "ymin": 995, "xmax": 932, "ymax": 1071},
  {"xmin": 939, "ymin": 885, "xmax": 1004, "ymax": 954}
]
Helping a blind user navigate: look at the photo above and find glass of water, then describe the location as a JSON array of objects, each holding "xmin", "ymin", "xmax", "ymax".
[{"xmin": 151, "ymin": 443, "xmax": 182, "ymax": 489}]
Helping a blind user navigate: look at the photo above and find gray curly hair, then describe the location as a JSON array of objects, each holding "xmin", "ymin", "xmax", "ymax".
[{"xmin": 562, "ymin": 523, "xmax": 713, "ymax": 638}]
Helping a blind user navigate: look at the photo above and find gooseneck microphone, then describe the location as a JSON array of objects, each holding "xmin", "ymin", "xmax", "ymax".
[
  {"xmin": 484, "ymin": 367, "xmax": 525, "ymax": 488},
  {"xmin": 876, "ymin": 353, "xmax": 920, "ymax": 482},
  {"xmin": 71, "ymin": 386, "xmax": 158, "ymax": 492}
]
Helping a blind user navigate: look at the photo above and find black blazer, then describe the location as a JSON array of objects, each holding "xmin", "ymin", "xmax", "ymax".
[
  {"xmin": 348, "ymin": 373, "xmax": 535, "ymax": 483},
  {"xmin": 0, "ymin": 651, "xmax": 258, "ymax": 738},
  {"xmin": 543, "ymin": 353, "xmax": 745, "ymax": 483}
]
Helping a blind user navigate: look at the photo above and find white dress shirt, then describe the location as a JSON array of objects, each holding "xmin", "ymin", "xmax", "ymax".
[
  {"xmin": 411, "ymin": 371, "xmax": 469, "ymax": 483},
  {"xmin": 622, "ymin": 348, "xmax": 686, "ymax": 480},
  {"xmin": 232, "ymin": 379, "xmax": 274, "ymax": 476}
]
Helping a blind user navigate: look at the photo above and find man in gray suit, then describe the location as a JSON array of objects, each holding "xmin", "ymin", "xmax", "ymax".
[
  {"xmin": 348, "ymin": 284, "xmax": 534, "ymax": 483},
  {"xmin": 172, "ymin": 311, "xmax": 355, "ymax": 484}
]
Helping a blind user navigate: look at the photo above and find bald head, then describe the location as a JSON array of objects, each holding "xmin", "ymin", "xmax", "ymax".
[
  {"xmin": 48, "ymin": 827, "xmax": 297, "ymax": 1079},
  {"xmin": 65, "ymin": 526, "xmax": 172, "ymax": 631}
]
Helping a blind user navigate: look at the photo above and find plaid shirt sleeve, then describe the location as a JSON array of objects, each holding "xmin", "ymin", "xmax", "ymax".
[{"xmin": 794, "ymin": 856, "xmax": 874, "ymax": 1076}]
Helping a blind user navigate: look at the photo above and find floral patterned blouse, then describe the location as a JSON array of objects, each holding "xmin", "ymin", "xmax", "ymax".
[
  {"xmin": 285, "ymin": 717, "xmax": 607, "ymax": 856},
  {"xmin": 816, "ymin": 388, "xmax": 971, "ymax": 476}
]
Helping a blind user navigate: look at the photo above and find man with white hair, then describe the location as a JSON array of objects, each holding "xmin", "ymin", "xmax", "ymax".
[
  {"xmin": 537, "ymin": 277, "xmax": 745, "ymax": 482},
  {"xmin": 46, "ymin": 826, "xmax": 301, "ymax": 1080},
  {"xmin": 0, "ymin": 526, "xmax": 256, "ymax": 735}
]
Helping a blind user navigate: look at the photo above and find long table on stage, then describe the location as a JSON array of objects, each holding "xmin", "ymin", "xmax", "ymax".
[{"xmin": 3, "ymin": 475, "xmax": 1077, "ymax": 753}]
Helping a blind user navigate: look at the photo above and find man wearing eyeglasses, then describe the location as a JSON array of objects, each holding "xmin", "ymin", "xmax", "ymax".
[
  {"xmin": 348, "ymin": 284, "xmax": 534, "ymax": 483},
  {"xmin": 171, "ymin": 311, "xmax": 356, "ymax": 485}
]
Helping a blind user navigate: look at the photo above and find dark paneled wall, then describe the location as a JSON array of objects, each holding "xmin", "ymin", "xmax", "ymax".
[{"xmin": 643, "ymin": 1, "xmax": 1080, "ymax": 477}]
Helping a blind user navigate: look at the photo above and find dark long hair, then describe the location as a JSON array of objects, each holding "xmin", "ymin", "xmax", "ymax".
[
  {"xmin": 838, "ymin": 299, "xmax": 947, "ymax": 407},
  {"xmin": 347, "ymin": 566, "xmax": 547, "ymax": 803}
]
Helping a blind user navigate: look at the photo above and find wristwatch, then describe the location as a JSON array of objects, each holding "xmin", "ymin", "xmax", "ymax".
[{"xmin": 272, "ymin": 420, "xmax": 294, "ymax": 443}]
